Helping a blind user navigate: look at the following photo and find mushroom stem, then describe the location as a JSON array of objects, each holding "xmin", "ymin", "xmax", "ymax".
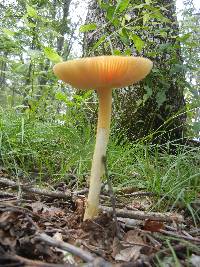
[{"xmin": 84, "ymin": 89, "xmax": 112, "ymax": 220}]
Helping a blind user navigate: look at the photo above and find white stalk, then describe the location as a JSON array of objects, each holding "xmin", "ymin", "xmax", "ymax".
[
  {"xmin": 83, "ymin": 128, "xmax": 108, "ymax": 220},
  {"xmin": 84, "ymin": 88, "xmax": 112, "ymax": 220}
]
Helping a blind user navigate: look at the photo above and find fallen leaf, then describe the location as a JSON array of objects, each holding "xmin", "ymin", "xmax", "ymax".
[
  {"xmin": 42, "ymin": 206, "xmax": 65, "ymax": 217},
  {"xmin": 113, "ymin": 230, "xmax": 146, "ymax": 262},
  {"xmin": 124, "ymin": 230, "xmax": 145, "ymax": 245},
  {"xmin": 128, "ymin": 197, "xmax": 153, "ymax": 210},
  {"xmin": 30, "ymin": 201, "xmax": 46, "ymax": 213},
  {"xmin": 115, "ymin": 246, "xmax": 141, "ymax": 261},
  {"xmin": 143, "ymin": 219, "xmax": 164, "ymax": 232}
]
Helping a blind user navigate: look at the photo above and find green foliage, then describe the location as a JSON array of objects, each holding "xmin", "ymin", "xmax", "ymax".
[
  {"xmin": 130, "ymin": 33, "xmax": 144, "ymax": 52},
  {"xmin": 0, "ymin": 108, "xmax": 93, "ymax": 184},
  {"xmin": 0, "ymin": 109, "xmax": 199, "ymax": 219},
  {"xmin": 115, "ymin": 0, "xmax": 130, "ymax": 13},
  {"xmin": 0, "ymin": 0, "xmax": 79, "ymax": 108},
  {"xmin": 43, "ymin": 47, "xmax": 63, "ymax": 63},
  {"xmin": 79, "ymin": 23, "xmax": 97, "ymax": 32},
  {"xmin": 83, "ymin": 0, "xmax": 199, "ymax": 140},
  {"xmin": 178, "ymin": 3, "xmax": 200, "ymax": 137},
  {"xmin": 26, "ymin": 5, "xmax": 38, "ymax": 18}
]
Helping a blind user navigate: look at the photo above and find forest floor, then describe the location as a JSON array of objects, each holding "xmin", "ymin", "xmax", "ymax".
[{"xmin": 0, "ymin": 168, "xmax": 199, "ymax": 267}]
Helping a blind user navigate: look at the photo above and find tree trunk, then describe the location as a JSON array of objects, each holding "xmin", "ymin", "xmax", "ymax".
[
  {"xmin": 57, "ymin": 0, "xmax": 72, "ymax": 55},
  {"xmin": 83, "ymin": 0, "xmax": 186, "ymax": 143}
]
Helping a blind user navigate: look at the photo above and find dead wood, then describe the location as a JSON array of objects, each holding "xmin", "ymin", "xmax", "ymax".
[
  {"xmin": 101, "ymin": 206, "xmax": 184, "ymax": 223},
  {"xmin": 0, "ymin": 177, "xmax": 72, "ymax": 199},
  {"xmin": 0, "ymin": 254, "xmax": 74, "ymax": 267},
  {"xmin": 159, "ymin": 229, "xmax": 200, "ymax": 243},
  {"xmin": 35, "ymin": 233, "xmax": 95, "ymax": 262}
]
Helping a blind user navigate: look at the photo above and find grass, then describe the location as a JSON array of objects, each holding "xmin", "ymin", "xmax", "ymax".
[{"xmin": 0, "ymin": 108, "xmax": 199, "ymax": 220}]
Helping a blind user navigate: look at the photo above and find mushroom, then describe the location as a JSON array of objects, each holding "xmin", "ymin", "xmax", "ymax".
[{"xmin": 53, "ymin": 56, "xmax": 153, "ymax": 220}]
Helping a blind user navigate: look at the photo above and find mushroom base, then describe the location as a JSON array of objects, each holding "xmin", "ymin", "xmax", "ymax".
[{"xmin": 84, "ymin": 128, "xmax": 108, "ymax": 220}]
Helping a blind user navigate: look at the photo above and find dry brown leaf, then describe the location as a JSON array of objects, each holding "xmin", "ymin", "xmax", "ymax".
[
  {"xmin": 143, "ymin": 219, "xmax": 164, "ymax": 232},
  {"xmin": 113, "ymin": 230, "xmax": 147, "ymax": 262},
  {"xmin": 30, "ymin": 201, "xmax": 46, "ymax": 213},
  {"xmin": 128, "ymin": 197, "xmax": 153, "ymax": 211},
  {"xmin": 42, "ymin": 206, "xmax": 65, "ymax": 217},
  {"xmin": 29, "ymin": 201, "xmax": 65, "ymax": 217},
  {"xmin": 124, "ymin": 230, "xmax": 145, "ymax": 245},
  {"xmin": 115, "ymin": 246, "xmax": 141, "ymax": 262}
]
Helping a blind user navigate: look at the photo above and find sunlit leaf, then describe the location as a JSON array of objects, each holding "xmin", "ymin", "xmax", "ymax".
[
  {"xmin": 113, "ymin": 49, "xmax": 121, "ymax": 55},
  {"xmin": 43, "ymin": 47, "xmax": 62, "ymax": 63},
  {"xmin": 79, "ymin": 23, "xmax": 97, "ymax": 33},
  {"xmin": 119, "ymin": 28, "xmax": 130, "ymax": 45},
  {"xmin": 106, "ymin": 6, "xmax": 115, "ymax": 20},
  {"xmin": 2, "ymin": 28, "xmax": 15, "ymax": 36},
  {"xmin": 130, "ymin": 34, "xmax": 144, "ymax": 52},
  {"xmin": 116, "ymin": 0, "xmax": 130, "ymax": 13},
  {"xmin": 55, "ymin": 92, "xmax": 67, "ymax": 102},
  {"xmin": 143, "ymin": 13, "xmax": 150, "ymax": 25},
  {"xmin": 124, "ymin": 48, "xmax": 132, "ymax": 55},
  {"xmin": 92, "ymin": 35, "xmax": 106, "ymax": 51},
  {"xmin": 26, "ymin": 5, "xmax": 37, "ymax": 18}
]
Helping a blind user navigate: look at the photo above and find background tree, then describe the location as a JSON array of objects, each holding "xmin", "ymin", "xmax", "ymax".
[
  {"xmin": 179, "ymin": 0, "xmax": 200, "ymax": 138},
  {"xmin": 83, "ymin": 0, "xmax": 187, "ymax": 143},
  {"xmin": 0, "ymin": 0, "xmax": 74, "ymax": 114}
]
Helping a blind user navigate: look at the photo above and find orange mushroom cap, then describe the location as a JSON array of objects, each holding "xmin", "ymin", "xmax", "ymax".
[{"xmin": 53, "ymin": 56, "xmax": 153, "ymax": 90}]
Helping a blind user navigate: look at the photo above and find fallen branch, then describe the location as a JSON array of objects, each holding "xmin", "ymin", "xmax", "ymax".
[
  {"xmin": 0, "ymin": 190, "xmax": 17, "ymax": 202},
  {"xmin": 75, "ymin": 188, "xmax": 89, "ymax": 195},
  {"xmin": 0, "ymin": 177, "xmax": 72, "ymax": 199},
  {"xmin": 0, "ymin": 254, "xmax": 73, "ymax": 267},
  {"xmin": 159, "ymin": 229, "xmax": 200, "ymax": 243},
  {"xmin": 101, "ymin": 206, "xmax": 184, "ymax": 223},
  {"xmin": 35, "ymin": 233, "xmax": 95, "ymax": 263},
  {"xmin": 117, "ymin": 191, "xmax": 158, "ymax": 198},
  {"xmin": 0, "ymin": 190, "xmax": 16, "ymax": 198}
]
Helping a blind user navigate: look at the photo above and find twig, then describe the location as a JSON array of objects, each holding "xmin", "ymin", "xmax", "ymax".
[
  {"xmin": 35, "ymin": 233, "xmax": 95, "ymax": 263},
  {"xmin": 159, "ymin": 229, "xmax": 200, "ymax": 243},
  {"xmin": 102, "ymin": 156, "xmax": 122, "ymax": 239},
  {"xmin": 189, "ymin": 228, "xmax": 200, "ymax": 236},
  {"xmin": 0, "ymin": 190, "xmax": 16, "ymax": 198},
  {"xmin": 0, "ymin": 254, "xmax": 73, "ymax": 267},
  {"xmin": 0, "ymin": 177, "xmax": 72, "ymax": 199},
  {"xmin": 119, "ymin": 191, "xmax": 159, "ymax": 198},
  {"xmin": 74, "ymin": 183, "xmax": 108, "ymax": 196},
  {"xmin": 146, "ymin": 233, "xmax": 162, "ymax": 249},
  {"xmin": 74, "ymin": 188, "xmax": 88, "ymax": 195},
  {"xmin": 101, "ymin": 206, "xmax": 184, "ymax": 223},
  {"xmin": 82, "ymin": 257, "xmax": 112, "ymax": 267}
]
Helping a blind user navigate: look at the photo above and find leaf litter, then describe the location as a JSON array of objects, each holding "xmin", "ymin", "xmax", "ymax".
[{"xmin": 0, "ymin": 172, "xmax": 199, "ymax": 266}]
